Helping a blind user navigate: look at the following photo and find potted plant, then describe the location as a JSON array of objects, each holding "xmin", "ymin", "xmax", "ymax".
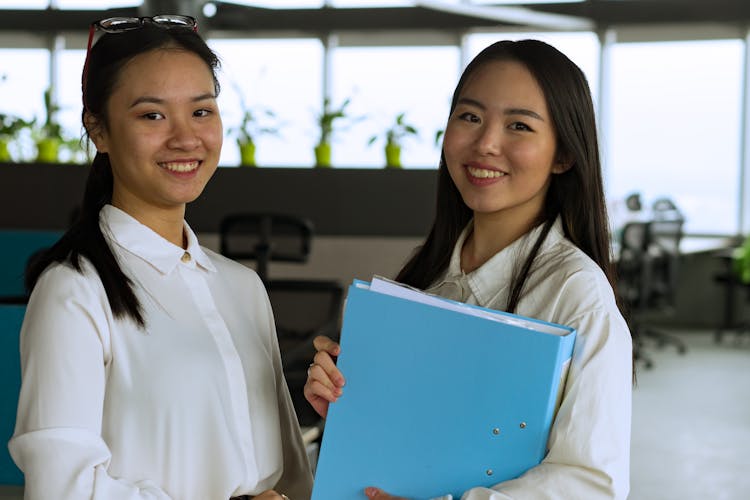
[
  {"xmin": 33, "ymin": 88, "xmax": 64, "ymax": 163},
  {"xmin": 230, "ymin": 108, "xmax": 280, "ymax": 167},
  {"xmin": 733, "ymin": 235, "xmax": 750, "ymax": 284},
  {"xmin": 314, "ymin": 97, "xmax": 352, "ymax": 168},
  {"xmin": 0, "ymin": 112, "xmax": 33, "ymax": 162},
  {"xmin": 367, "ymin": 112, "xmax": 418, "ymax": 168}
]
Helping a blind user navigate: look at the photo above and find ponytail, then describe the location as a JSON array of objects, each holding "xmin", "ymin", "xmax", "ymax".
[{"xmin": 25, "ymin": 152, "xmax": 145, "ymax": 327}]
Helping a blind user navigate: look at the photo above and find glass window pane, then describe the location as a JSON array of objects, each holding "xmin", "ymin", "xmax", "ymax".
[
  {"xmin": 0, "ymin": 0, "xmax": 47, "ymax": 7},
  {"xmin": 224, "ymin": 0, "xmax": 323, "ymax": 8},
  {"xmin": 331, "ymin": 46, "xmax": 460, "ymax": 168},
  {"xmin": 55, "ymin": 0, "xmax": 141, "ymax": 7},
  {"xmin": 57, "ymin": 49, "xmax": 88, "ymax": 162},
  {"xmin": 606, "ymin": 40, "xmax": 743, "ymax": 235},
  {"xmin": 0, "ymin": 49, "xmax": 49, "ymax": 161},
  {"xmin": 209, "ymin": 38, "xmax": 323, "ymax": 167}
]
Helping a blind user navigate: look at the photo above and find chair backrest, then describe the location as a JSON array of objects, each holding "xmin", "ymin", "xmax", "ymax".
[
  {"xmin": 617, "ymin": 221, "xmax": 652, "ymax": 310},
  {"xmin": 0, "ymin": 304, "xmax": 25, "ymax": 486},
  {"xmin": 267, "ymin": 279, "xmax": 344, "ymax": 344},
  {"xmin": 219, "ymin": 213, "xmax": 314, "ymax": 282},
  {"xmin": 647, "ymin": 218, "xmax": 684, "ymax": 307}
]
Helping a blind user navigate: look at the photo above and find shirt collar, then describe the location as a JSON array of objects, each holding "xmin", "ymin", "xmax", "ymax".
[
  {"xmin": 432, "ymin": 216, "xmax": 565, "ymax": 307},
  {"xmin": 99, "ymin": 204, "xmax": 216, "ymax": 275}
]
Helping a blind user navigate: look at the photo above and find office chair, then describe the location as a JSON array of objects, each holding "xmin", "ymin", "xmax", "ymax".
[
  {"xmin": 617, "ymin": 221, "xmax": 655, "ymax": 368},
  {"xmin": 642, "ymin": 217, "xmax": 688, "ymax": 355},
  {"xmin": 219, "ymin": 213, "xmax": 344, "ymax": 426},
  {"xmin": 219, "ymin": 213, "xmax": 313, "ymax": 284},
  {"xmin": 0, "ymin": 303, "xmax": 26, "ymax": 486},
  {"xmin": 617, "ymin": 218, "xmax": 687, "ymax": 369}
]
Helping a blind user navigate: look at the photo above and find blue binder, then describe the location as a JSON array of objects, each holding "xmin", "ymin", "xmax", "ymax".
[{"xmin": 311, "ymin": 279, "xmax": 576, "ymax": 500}]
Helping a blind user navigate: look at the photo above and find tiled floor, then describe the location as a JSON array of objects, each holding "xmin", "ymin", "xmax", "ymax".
[
  {"xmin": 2, "ymin": 330, "xmax": 748, "ymax": 499},
  {"xmin": 629, "ymin": 330, "xmax": 750, "ymax": 500}
]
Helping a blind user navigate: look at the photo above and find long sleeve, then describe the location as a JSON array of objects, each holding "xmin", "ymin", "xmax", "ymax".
[
  {"xmin": 263, "ymin": 294, "xmax": 314, "ymax": 499},
  {"xmin": 458, "ymin": 312, "xmax": 631, "ymax": 499},
  {"xmin": 428, "ymin": 220, "xmax": 632, "ymax": 500},
  {"xmin": 457, "ymin": 276, "xmax": 632, "ymax": 499},
  {"xmin": 8, "ymin": 263, "xmax": 172, "ymax": 500}
]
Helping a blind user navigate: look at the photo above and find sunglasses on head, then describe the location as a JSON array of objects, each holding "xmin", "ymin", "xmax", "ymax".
[{"xmin": 82, "ymin": 15, "xmax": 199, "ymax": 111}]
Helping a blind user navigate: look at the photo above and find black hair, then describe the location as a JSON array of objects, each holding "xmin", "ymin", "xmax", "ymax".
[
  {"xmin": 25, "ymin": 23, "xmax": 221, "ymax": 327},
  {"xmin": 396, "ymin": 39, "xmax": 616, "ymax": 315}
]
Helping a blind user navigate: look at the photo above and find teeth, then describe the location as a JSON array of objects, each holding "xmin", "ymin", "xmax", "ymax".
[
  {"xmin": 467, "ymin": 166, "xmax": 506, "ymax": 179},
  {"xmin": 161, "ymin": 161, "xmax": 199, "ymax": 173}
]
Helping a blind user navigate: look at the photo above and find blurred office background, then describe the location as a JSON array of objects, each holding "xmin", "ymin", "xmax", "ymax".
[{"xmin": 1, "ymin": 1, "xmax": 750, "ymax": 499}]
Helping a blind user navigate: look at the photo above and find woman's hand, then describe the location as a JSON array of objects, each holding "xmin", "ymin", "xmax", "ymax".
[
  {"xmin": 364, "ymin": 487, "xmax": 408, "ymax": 500},
  {"xmin": 251, "ymin": 490, "xmax": 289, "ymax": 499},
  {"xmin": 302, "ymin": 335, "xmax": 346, "ymax": 418}
]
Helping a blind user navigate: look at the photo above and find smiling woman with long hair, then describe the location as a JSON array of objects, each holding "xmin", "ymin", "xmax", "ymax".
[
  {"xmin": 10, "ymin": 17, "xmax": 310, "ymax": 500},
  {"xmin": 305, "ymin": 39, "xmax": 632, "ymax": 500}
]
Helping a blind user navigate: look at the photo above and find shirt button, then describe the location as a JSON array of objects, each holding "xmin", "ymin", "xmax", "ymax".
[{"xmin": 181, "ymin": 252, "xmax": 191, "ymax": 263}]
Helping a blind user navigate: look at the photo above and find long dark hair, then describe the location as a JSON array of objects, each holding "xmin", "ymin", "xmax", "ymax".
[
  {"xmin": 25, "ymin": 23, "xmax": 221, "ymax": 327},
  {"xmin": 396, "ymin": 39, "xmax": 615, "ymax": 314}
]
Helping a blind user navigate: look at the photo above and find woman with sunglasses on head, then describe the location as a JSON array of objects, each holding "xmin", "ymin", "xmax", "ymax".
[
  {"xmin": 9, "ymin": 16, "xmax": 310, "ymax": 500},
  {"xmin": 304, "ymin": 39, "xmax": 632, "ymax": 500}
]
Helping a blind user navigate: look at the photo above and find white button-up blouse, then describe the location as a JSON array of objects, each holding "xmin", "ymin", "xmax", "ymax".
[
  {"xmin": 9, "ymin": 205, "xmax": 312, "ymax": 500},
  {"xmin": 426, "ymin": 218, "xmax": 632, "ymax": 500}
]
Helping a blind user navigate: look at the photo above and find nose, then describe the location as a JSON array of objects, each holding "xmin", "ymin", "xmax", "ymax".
[
  {"xmin": 474, "ymin": 120, "xmax": 502, "ymax": 156},
  {"xmin": 167, "ymin": 116, "xmax": 200, "ymax": 150}
]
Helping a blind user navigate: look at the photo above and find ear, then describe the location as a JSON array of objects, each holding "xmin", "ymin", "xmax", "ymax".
[
  {"xmin": 551, "ymin": 153, "xmax": 573, "ymax": 174},
  {"xmin": 84, "ymin": 112, "xmax": 109, "ymax": 153}
]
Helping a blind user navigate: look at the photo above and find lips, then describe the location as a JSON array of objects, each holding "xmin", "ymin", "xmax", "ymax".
[{"xmin": 159, "ymin": 160, "xmax": 200, "ymax": 173}]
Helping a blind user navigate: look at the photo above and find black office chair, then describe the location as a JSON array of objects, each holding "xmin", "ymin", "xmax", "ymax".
[
  {"xmin": 219, "ymin": 213, "xmax": 314, "ymax": 284},
  {"xmin": 617, "ymin": 217, "xmax": 687, "ymax": 369},
  {"xmin": 642, "ymin": 217, "xmax": 688, "ymax": 354},
  {"xmin": 617, "ymin": 221, "xmax": 655, "ymax": 368},
  {"xmin": 219, "ymin": 213, "xmax": 344, "ymax": 425}
]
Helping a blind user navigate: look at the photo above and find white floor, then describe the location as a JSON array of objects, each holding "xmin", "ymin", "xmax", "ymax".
[
  {"xmin": 2, "ymin": 330, "xmax": 748, "ymax": 500},
  {"xmin": 629, "ymin": 330, "xmax": 750, "ymax": 500}
]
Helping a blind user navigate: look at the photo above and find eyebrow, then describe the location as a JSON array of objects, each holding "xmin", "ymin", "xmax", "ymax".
[
  {"xmin": 456, "ymin": 97, "xmax": 545, "ymax": 121},
  {"xmin": 129, "ymin": 93, "xmax": 217, "ymax": 108}
]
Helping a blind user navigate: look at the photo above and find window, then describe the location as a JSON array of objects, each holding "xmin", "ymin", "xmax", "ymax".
[
  {"xmin": 0, "ymin": 48, "xmax": 49, "ymax": 161},
  {"xmin": 56, "ymin": 49, "xmax": 86, "ymax": 142},
  {"xmin": 331, "ymin": 46, "xmax": 460, "ymax": 168},
  {"xmin": 605, "ymin": 39, "xmax": 743, "ymax": 235},
  {"xmin": 208, "ymin": 38, "xmax": 323, "ymax": 167}
]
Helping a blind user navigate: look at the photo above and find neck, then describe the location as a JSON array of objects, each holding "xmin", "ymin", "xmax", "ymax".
[
  {"xmin": 461, "ymin": 211, "xmax": 541, "ymax": 274},
  {"xmin": 112, "ymin": 200, "xmax": 187, "ymax": 248}
]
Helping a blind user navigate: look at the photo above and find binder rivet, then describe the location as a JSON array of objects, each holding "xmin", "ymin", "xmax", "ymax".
[
  {"xmin": 486, "ymin": 469, "xmax": 493, "ymax": 476},
  {"xmin": 492, "ymin": 428, "xmax": 500, "ymax": 435},
  {"xmin": 520, "ymin": 422, "xmax": 527, "ymax": 429}
]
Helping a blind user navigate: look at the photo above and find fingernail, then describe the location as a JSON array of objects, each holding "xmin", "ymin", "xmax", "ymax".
[{"xmin": 365, "ymin": 487, "xmax": 379, "ymax": 498}]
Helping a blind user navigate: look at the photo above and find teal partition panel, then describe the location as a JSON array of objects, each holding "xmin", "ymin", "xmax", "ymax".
[
  {"xmin": 0, "ymin": 304, "xmax": 25, "ymax": 485},
  {"xmin": 0, "ymin": 230, "xmax": 62, "ymax": 299}
]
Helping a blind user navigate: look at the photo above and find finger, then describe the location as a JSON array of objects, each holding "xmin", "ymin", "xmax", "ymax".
[
  {"xmin": 305, "ymin": 370, "xmax": 342, "ymax": 401},
  {"xmin": 364, "ymin": 487, "xmax": 399, "ymax": 499},
  {"xmin": 307, "ymin": 363, "xmax": 342, "ymax": 393},
  {"xmin": 313, "ymin": 351, "xmax": 346, "ymax": 387},
  {"xmin": 313, "ymin": 335, "xmax": 341, "ymax": 356},
  {"xmin": 303, "ymin": 381, "xmax": 332, "ymax": 418}
]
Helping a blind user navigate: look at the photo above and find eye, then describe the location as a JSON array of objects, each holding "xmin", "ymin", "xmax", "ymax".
[
  {"xmin": 457, "ymin": 111, "xmax": 481, "ymax": 123},
  {"xmin": 142, "ymin": 112, "xmax": 164, "ymax": 121},
  {"xmin": 509, "ymin": 121, "xmax": 532, "ymax": 132},
  {"xmin": 193, "ymin": 108, "xmax": 212, "ymax": 118}
]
